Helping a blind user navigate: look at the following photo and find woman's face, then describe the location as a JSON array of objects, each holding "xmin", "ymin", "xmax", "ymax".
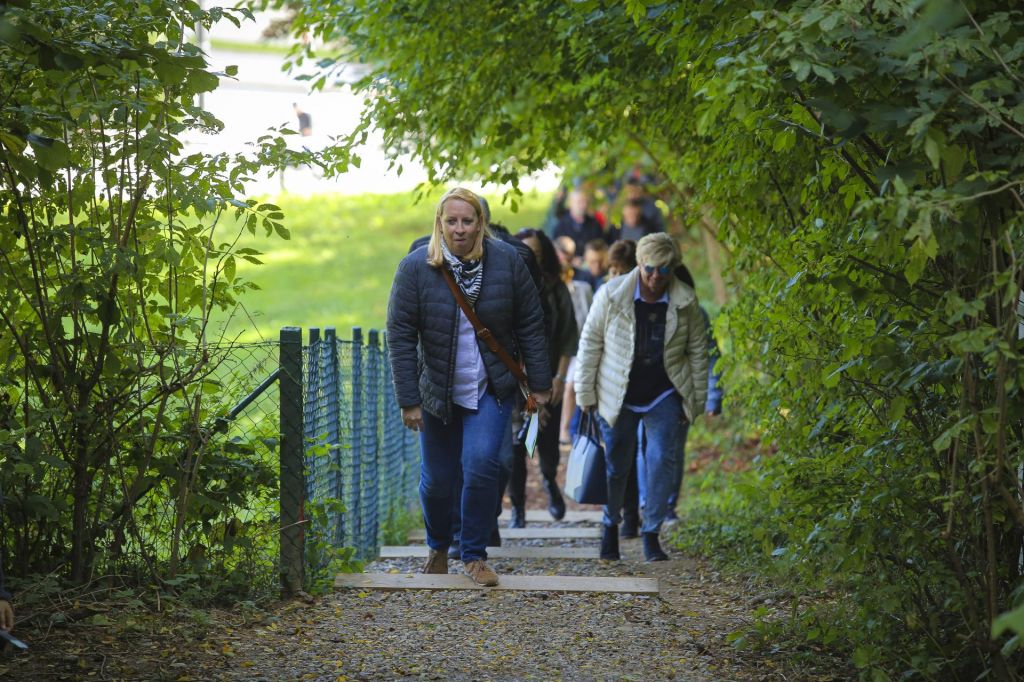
[
  {"xmin": 522, "ymin": 235, "xmax": 544, "ymax": 268},
  {"xmin": 441, "ymin": 198, "xmax": 481, "ymax": 258}
]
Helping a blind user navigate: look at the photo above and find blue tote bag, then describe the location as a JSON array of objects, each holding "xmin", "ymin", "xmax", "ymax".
[{"xmin": 563, "ymin": 411, "xmax": 608, "ymax": 505}]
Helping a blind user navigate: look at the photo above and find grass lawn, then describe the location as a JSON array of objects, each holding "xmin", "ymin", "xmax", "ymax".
[{"xmin": 211, "ymin": 190, "xmax": 551, "ymax": 343}]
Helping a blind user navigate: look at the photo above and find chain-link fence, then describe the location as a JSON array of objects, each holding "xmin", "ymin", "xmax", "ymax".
[
  {"xmin": 303, "ymin": 327, "xmax": 420, "ymax": 563},
  {"xmin": 199, "ymin": 326, "xmax": 420, "ymax": 592}
]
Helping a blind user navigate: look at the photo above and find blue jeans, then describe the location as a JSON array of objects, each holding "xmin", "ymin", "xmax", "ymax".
[
  {"xmin": 419, "ymin": 391, "xmax": 512, "ymax": 562},
  {"xmin": 598, "ymin": 393, "xmax": 685, "ymax": 534},
  {"xmin": 451, "ymin": 422, "xmax": 514, "ymax": 544},
  {"xmin": 636, "ymin": 420, "xmax": 690, "ymax": 509}
]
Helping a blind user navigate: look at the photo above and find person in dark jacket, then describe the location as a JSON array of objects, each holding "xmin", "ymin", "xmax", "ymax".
[
  {"xmin": 507, "ymin": 229, "xmax": 578, "ymax": 527},
  {"xmin": 387, "ymin": 188, "xmax": 552, "ymax": 586},
  {"xmin": 408, "ymin": 202, "xmax": 543, "ymax": 559},
  {"xmin": 553, "ymin": 189, "xmax": 606, "ymax": 260}
]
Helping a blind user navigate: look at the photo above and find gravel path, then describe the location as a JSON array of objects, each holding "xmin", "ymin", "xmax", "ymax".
[
  {"xmin": 185, "ymin": 521, "xmax": 830, "ymax": 682},
  {"xmin": 175, "ymin": 455, "xmax": 838, "ymax": 681}
]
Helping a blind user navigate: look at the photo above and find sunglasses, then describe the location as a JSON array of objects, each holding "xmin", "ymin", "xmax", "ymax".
[{"xmin": 643, "ymin": 264, "xmax": 672, "ymax": 275}]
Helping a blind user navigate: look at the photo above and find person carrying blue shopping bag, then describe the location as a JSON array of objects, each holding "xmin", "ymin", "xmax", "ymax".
[
  {"xmin": 574, "ymin": 233, "xmax": 708, "ymax": 562},
  {"xmin": 628, "ymin": 263, "xmax": 724, "ymax": 533}
]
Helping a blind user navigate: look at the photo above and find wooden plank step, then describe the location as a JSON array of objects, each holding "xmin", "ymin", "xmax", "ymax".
[
  {"xmin": 408, "ymin": 527, "xmax": 600, "ymax": 541},
  {"xmin": 380, "ymin": 545, "xmax": 602, "ymax": 560},
  {"xmin": 335, "ymin": 573, "xmax": 658, "ymax": 595},
  {"xmin": 498, "ymin": 509, "xmax": 604, "ymax": 523}
]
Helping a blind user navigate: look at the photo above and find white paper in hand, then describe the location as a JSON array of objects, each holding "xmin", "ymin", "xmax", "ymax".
[{"xmin": 523, "ymin": 411, "xmax": 540, "ymax": 459}]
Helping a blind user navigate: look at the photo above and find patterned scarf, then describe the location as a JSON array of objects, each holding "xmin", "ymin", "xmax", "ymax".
[{"xmin": 440, "ymin": 238, "xmax": 483, "ymax": 306}]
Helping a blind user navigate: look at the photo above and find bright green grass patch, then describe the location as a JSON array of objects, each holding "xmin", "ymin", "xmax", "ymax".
[
  {"xmin": 211, "ymin": 190, "xmax": 550, "ymax": 343},
  {"xmin": 210, "ymin": 37, "xmax": 296, "ymax": 56}
]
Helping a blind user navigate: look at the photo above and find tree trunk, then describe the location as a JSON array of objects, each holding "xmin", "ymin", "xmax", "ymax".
[{"xmin": 700, "ymin": 211, "xmax": 728, "ymax": 306}]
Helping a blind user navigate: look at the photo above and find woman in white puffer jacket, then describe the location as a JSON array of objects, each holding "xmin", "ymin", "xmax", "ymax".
[{"xmin": 574, "ymin": 233, "xmax": 708, "ymax": 562}]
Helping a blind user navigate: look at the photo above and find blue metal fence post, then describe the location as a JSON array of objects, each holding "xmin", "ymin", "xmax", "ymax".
[
  {"xmin": 303, "ymin": 328, "xmax": 321, "ymax": 503},
  {"xmin": 350, "ymin": 327, "xmax": 363, "ymax": 557},
  {"xmin": 366, "ymin": 329, "xmax": 381, "ymax": 557},
  {"xmin": 323, "ymin": 327, "xmax": 343, "ymax": 547},
  {"xmin": 279, "ymin": 326, "xmax": 305, "ymax": 596}
]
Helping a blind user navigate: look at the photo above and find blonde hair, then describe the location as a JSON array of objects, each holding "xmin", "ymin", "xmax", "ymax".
[
  {"xmin": 427, "ymin": 188, "xmax": 487, "ymax": 267},
  {"xmin": 636, "ymin": 233, "xmax": 679, "ymax": 269}
]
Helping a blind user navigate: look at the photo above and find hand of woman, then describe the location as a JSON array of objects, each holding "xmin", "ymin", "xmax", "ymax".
[
  {"xmin": 401, "ymin": 406, "xmax": 424, "ymax": 432},
  {"xmin": 533, "ymin": 389, "xmax": 553, "ymax": 407},
  {"xmin": 551, "ymin": 375, "xmax": 565, "ymax": 400}
]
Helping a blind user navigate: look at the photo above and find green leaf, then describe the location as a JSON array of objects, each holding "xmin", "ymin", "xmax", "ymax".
[
  {"xmin": 28, "ymin": 134, "xmax": 70, "ymax": 171},
  {"xmin": 0, "ymin": 130, "xmax": 26, "ymax": 154},
  {"xmin": 992, "ymin": 603, "xmax": 1024, "ymax": 639},
  {"xmin": 923, "ymin": 133, "xmax": 941, "ymax": 171},
  {"xmin": 187, "ymin": 69, "xmax": 220, "ymax": 94}
]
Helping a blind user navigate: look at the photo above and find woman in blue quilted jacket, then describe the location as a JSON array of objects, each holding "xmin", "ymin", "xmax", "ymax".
[{"xmin": 387, "ymin": 188, "xmax": 552, "ymax": 586}]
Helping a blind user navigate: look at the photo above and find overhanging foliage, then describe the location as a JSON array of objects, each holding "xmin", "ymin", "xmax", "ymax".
[{"xmin": 282, "ymin": 0, "xmax": 1024, "ymax": 677}]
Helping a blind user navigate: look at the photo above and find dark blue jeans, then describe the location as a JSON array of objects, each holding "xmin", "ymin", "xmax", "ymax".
[
  {"xmin": 637, "ymin": 420, "xmax": 690, "ymax": 509},
  {"xmin": 597, "ymin": 393, "xmax": 684, "ymax": 534},
  {"xmin": 419, "ymin": 391, "xmax": 512, "ymax": 562}
]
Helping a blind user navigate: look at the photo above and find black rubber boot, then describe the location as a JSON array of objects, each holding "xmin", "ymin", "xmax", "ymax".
[
  {"xmin": 600, "ymin": 524, "xmax": 620, "ymax": 561},
  {"xmin": 546, "ymin": 479, "xmax": 566, "ymax": 521},
  {"xmin": 621, "ymin": 510, "xmax": 640, "ymax": 539},
  {"xmin": 509, "ymin": 504, "xmax": 526, "ymax": 529},
  {"xmin": 642, "ymin": 532, "xmax": 668, "ymax": 562}
]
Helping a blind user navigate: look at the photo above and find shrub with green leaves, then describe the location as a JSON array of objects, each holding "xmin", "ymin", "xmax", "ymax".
[{"xmin": 0, "ymin": 0, "xmax": 313, "ymax": 598}]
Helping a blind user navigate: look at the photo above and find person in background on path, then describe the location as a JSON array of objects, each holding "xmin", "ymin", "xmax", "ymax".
[
  {"xmin": 606, "ymin": 240, "xmax": 637, "ymax": 279},
  {"xmin": 387, "ymin": 188, "xmax": 552, "ymax": 586},
  {"xmin": 622, "ymin": 178, "xmax": 664, "ymax": 234},
  {"xmin": 507, "ymin": 229, "xmax": 578, "ymax": 527},
  {"xmin": 556, "ymin": 236, "xmax": 594, "ymax": 445},
  {"xmin": 582, "ymin": 239, "xmax": 610, "ymax": 290},
  {"xmin": 293, "ymin": 102, "xmax": 312, "ymax": 136},
  {"xmin": 610, "ymin": 198, "xmax": 658, "ymax": 243},
  {"xmin": 553, "ymin": 189, "xmax": 606, "ymax": 261},
  {"xmin": 663, "ymin": 263, "xmax": 724, "ymax": 516},
  {"xmin": 602, "ymin": 240, "xmax": 643, "ymax": 538},
  {"xmin": 542, "ymin": 185, "xmax": 569, "ymax": 236},
  {"xmin": 574, "ymin": 233, "xmax": 708, "ymax": 562}
]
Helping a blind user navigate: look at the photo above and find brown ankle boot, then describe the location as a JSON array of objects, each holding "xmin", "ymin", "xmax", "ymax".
[
  {"xmin": 423, "ymin": 548, "xmax": 448, "ymax": 574},
  {"xmin": 464, "ymin": 560, "xmax": 499, "ymax": 586}
]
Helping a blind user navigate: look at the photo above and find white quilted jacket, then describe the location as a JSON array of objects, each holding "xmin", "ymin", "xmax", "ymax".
[{"xmin": 574, "ymin": 269, "xmax": 709, "ymax": 427}]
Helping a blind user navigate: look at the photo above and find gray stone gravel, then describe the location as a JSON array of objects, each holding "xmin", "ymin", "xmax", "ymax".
[{"xmin": 199, "ymin": 533, "xmax": 820, "ymax": 681}]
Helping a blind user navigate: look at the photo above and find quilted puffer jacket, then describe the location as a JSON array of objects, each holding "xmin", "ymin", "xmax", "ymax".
[
  {"xmin": 386, "ymin": 238, "xmax": 551, "ymax": 422},
  {"xmin": 574, "ymin": 268, "xmax": 708, "ymax": 426}
]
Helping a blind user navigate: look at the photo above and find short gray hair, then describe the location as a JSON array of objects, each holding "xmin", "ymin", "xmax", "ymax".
[{"xmin": 636, "ymin": 233, "xmax": 679, "ymax": 268}]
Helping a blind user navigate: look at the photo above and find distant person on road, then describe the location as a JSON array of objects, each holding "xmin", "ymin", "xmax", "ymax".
[
  {"xmin": 387, "ymin": 188, "xmax": 552, "ymax": 586},
  {"xmin": 574, "ymin": 233, "xmax": 707, "ymax": 562},
  {"xmin": 293, "ymin": 102, "xmax": 312, "ymax": 136}
]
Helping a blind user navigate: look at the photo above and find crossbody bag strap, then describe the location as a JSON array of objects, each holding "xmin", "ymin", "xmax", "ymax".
[{"xmin": 441, "ymin": 267, "xmax": 536, "ymax": 410}]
